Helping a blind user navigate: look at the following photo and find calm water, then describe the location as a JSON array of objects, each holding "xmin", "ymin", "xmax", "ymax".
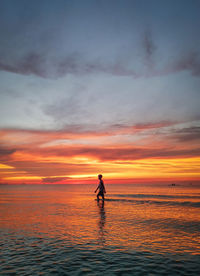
[{"xmin": 0, "ymin": 184, "xmax": 200, "ymax": 275}]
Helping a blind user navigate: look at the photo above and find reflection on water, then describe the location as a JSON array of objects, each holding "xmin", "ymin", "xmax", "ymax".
[
  {"xmin": 0, "ymin": 184, "xmax": 200, "ymax": 275},
  {"xmin": 97, "ymin": 200, "xmax": 106, "ymax": 245}
]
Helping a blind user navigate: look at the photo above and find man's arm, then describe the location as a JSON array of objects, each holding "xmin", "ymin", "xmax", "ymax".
[
  {"xmin": 94, "ymin": 185, "xmax": 99, "ymax": 193},
  {"xmin": 103, "ymin": 182, "xmax": 106, "ymax": 193}
]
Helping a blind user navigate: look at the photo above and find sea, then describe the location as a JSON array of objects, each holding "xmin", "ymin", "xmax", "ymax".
[{"xmin": 0, "ymin": 183, "xmax": 200, "ymax": 275}]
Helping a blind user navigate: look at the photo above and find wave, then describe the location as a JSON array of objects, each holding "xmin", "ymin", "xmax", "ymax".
[
  {"xmin": 109, "ymin": 194, "xmax": 200, "ymax": 200},
  {"xmin": 105, "ymin": 198, "xmax": 200, "ymax": 208}
]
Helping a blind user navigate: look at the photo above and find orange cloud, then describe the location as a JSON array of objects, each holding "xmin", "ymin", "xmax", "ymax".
[{"xmin": 0, "ymin": 124, "xmax": 200, "ymax": 184}]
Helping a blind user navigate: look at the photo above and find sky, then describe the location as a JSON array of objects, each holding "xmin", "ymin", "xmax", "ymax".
[{"xmin": 0, "ymin": 0, "xmax": 200, "ymax": 184}]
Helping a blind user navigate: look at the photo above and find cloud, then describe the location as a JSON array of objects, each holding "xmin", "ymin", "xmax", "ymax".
[
  {"xmin": 0, "ymin": 53, "xmax": 47, "ymax": 78},
  {"xmin": 10, "ymin": 121, "xmax": 177, "ymax": 139},
  {"xmin": 172, "ymin": 126, "xmax": 200, "ymax": 142},
  {"xmin": 0, "ymin": 53, "xmax": 131, "ymax": 79},
  {"xmin": 0, "ymin": 121, "xmax": 183, "ymax": 148},
  {"xmin": 1, "ymin": 123, "xmax": 200, "ymax": 181},
  {"xmin": 0, "ymin": 146, "xmax": 16, "ymax": 161},
  {"xmin": 92, "ymin": 147, "xmax": 200, "ymax": 161},
  {"xmin": 4, "ymin": 158, "xmax": 97, "ymax": 178},
  {"xmin": 21, "ymin": 144, "xmax": 200, "ymax": 162},
  {"xmin": 52, "ymin": 56, "xmax": 139, "ymax": 78},
  {"xmin": 43, "ymin": 88, "xmax": 91, "ymax": 126},
  {"xmin": 0, "ymin": 0, "xmax": 200, "ymax": 80},
  {"xmin": 42, "ymin": 177, "xmax": 70, "ymax": 183},
  {"xmin": 0, "ymin": 50, "xmax": 137, "ymax": 79},
  {"xmin": 162, "ymin": 52, "xmax": 200, "ymax": 77},
  {"xmin": 142, "ymin": 30, "xmax": 156, "ymax": 69},
  {"xmin": 1, "ymin": 47, "xmax": 200, "ymax": 79},
  {"xmin": 1, "ymin": 121, "xmax": 199, "ymax": 163},
  {"xmin": 131, "ymin": 121, "xmax": 175, "ymax": 130}
]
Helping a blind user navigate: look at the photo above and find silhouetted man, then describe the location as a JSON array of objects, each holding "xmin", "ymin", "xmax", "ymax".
[{"xmin": 95, "ymin": 174, "xmax": 106, "ymax": 201}]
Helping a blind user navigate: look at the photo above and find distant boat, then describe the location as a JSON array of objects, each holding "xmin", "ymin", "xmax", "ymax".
[{"xmin": 169, "ymin": 183, "xmax": 176, "ymax": 186}]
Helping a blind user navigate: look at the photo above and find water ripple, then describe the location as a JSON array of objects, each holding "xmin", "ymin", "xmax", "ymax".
[{"xmin": 1, "ymin": 234, "xmax": 200, "ymax": 275}]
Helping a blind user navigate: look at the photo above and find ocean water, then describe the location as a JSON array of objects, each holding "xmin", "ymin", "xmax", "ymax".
[{"xmin": 0, "ymin": 184, "xmax": 200, "ymax": 275}]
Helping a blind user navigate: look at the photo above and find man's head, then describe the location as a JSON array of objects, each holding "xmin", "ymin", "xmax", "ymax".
[{"xmin": 98, "ymin": 174, "xmax": 103, "ymax": 180}]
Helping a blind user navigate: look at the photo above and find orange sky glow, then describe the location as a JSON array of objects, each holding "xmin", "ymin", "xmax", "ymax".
[{"xmin": 1, "ymin": 125, "xmax": 200, "ymax": 184}]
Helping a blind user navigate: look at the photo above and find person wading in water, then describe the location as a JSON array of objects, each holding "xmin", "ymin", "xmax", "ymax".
[{"xmin": 95, "ymin": 174, "xmax": 106, "ymax": 201}]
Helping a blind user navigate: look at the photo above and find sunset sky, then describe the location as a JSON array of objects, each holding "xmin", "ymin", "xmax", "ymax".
[{"xmin": 0, "ymin": 0, "xmax": 200, "ymax": 184}]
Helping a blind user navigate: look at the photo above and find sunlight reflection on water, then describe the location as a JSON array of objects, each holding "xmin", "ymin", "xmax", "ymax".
[{"xmin": 0, "ymin": 184, "xmax": 200, "ymax": 275}]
